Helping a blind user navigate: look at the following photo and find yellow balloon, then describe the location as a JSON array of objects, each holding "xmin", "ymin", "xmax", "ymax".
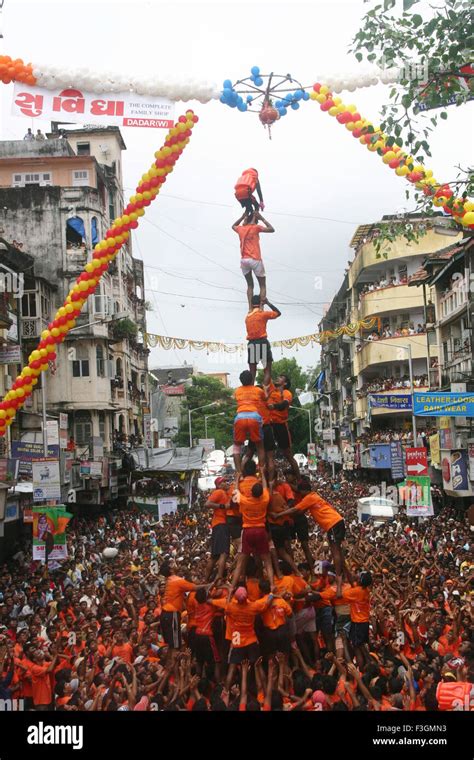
[
  {"xmin": 464, "ymin": 200, "xmax": 474, "ymax": 212},
  {"xmin": 46, "ymin": 343, "xmax": 56, "ymax": 353},
  {"xmin": 16, "ymin": 388, "xmax": 25, "ymax": 398},
  {"xmin": 396, "ymin": 166, "xmax": 409, "ymax": 176},
  {"xmin": 85, "ymin": 263, "xmax": 94, "ymax": 273},
  {"xmin": 462, "ymin": 211, "xmax": 474, "ymax": 226},
  {"xmin": 6, "ymin": 408, "xmax": 15, "ymax": 417},
  {"xmin": 328, "ymin": 106, "xmax": 338, "ymax": 116},
  {"xmin": 319, "ymin": 85, "xmax": 329, "ymax": 95},
  {"xmin": 137, "ymin": 208, "xmax": 145, "ymax": 217},
  {"xmin": 51, "ymin": 328, "xmax": 60, "ymax": 337},
  {"xmin": 333, "ymin": 97, "xmax": 342, "ymax": 106},
  {"xmin": 31, "ymin": 378, "xmax": 38, "ymax": 386},
  {"xmin": 29, "ymin": 350, "xmax": 41, "ymax": 361},
  {"xmin": 79, "ymin": 281, "xmax": 89, "ymax": 292},
  {"xmin": 40, "ymin": 363, "xmax": 48, "ymax": 371},
  {"xmin": 382, "ymin": 152, "xmax": 396, "ymax": 163},
  {"xmin": 347, "ymin": 104, "xmax": 357, "ymax": 113},
  {"xmin": 39, "ymin": 348, "xmax": 48, "ymax": 358},
  {"xmin": 41, "ymin": 330, "xmax": 50, "ymax": 340},
  {"xmin": 0, "ymin": 410, "xmax": 6, "ymax": 420},
  {"xmin": 345, "ymin": 122, "xmax": 355, "ymax": 131},
  {"xmin": 23, "ymin": 367, "xmax": 33, "ymax": 377}
]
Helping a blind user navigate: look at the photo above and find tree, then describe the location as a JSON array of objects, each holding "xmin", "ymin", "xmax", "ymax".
[
  {"xmin": 175, "ymin": 375, "xmax": 236, "ymax": 450},
  {"xmin": 257, "ymin": 357, "xmax": 315, "ymax": 454},
  {"xmin": 350, "ymin": 0, "xmax": 473, "ymax": 241}
]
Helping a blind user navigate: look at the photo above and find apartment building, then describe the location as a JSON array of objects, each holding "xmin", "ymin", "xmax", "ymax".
[{"xmin": 0, "ymin": 127, "xmax": 149, "ymax": 458}]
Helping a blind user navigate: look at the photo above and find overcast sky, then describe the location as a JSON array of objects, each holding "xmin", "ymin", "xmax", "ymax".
[{"xmin": 1, "ymin": 0, "xmax": 472, "ymax": 385}]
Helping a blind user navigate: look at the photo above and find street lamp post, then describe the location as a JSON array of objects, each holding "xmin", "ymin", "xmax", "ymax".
[
  {"xmin": 188, "ymin": 402, "xmax": 218, "ymax": 447},
  {"xmin": 204, "ymin": 411, "xmax": 225, "ymax": 439}
]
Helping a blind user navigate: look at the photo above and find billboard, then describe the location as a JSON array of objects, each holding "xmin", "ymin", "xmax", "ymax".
[{"xmin": 32, "ymin": 506, "xmax": 72, "ymax": 562}]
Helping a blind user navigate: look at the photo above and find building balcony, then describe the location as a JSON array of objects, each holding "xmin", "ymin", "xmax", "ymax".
[
  {"xmin": 21, "ymin": 317, "xmax": 49, "ymax": 340},
  {"xmin": 353, "ymin": 335, "xmax": 428, "ymax": 374},
  {"xmin": 359, "ymin": 284, "xmax": 424, "ymax": 319},
  {"xmin": 348, "ymin": 228, "xmax": 463, "ymax": 289}
]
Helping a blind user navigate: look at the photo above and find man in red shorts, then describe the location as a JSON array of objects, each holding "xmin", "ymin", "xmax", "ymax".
[
  {"xmin": 233, "ymin": 369, "xmax": 266, "ymax": 474},
  {"xmin": 228, "ymin": 470, "xmax": 274, "ymax": 598}
]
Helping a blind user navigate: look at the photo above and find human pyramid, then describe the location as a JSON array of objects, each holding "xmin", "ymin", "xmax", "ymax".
[{"xmin": 158, "ymin": 170, "xmax": 374, "ymax": 688}]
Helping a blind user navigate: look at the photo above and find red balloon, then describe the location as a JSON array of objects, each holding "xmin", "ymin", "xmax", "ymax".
[
  {"xmin": 352, "ymin": 129, "xmax": 362, "ymax": 138},
  {"xmin": 192, "ymin": 115, "xmax": 199, "ymax": 123},
  {"xmin": 313, "ymin": 83, "xmax": 321, "ymax": 92},
  {"xmin": 130, "ymin": 221, "xmax": 138, "ymax": 229},
  {"xmin": 30, "ymin": 360, "xmax": 41, "ymax": 370}
]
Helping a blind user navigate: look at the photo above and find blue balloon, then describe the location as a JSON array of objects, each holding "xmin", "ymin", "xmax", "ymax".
[
  {"xmin": 223, "ymin": 79, "xmax": 233, "ymax": 89},
  {"xmin": 302, "ymin": 91, "xmax": 310, "ymax": 101},
  {"xmin": 238, "ymin": 103, "xmax": 247, "ymax": 112},
  {"xmin": 246, "ymin": 95, "xmax": 253, "ymax": 103},
  {"xmin": 255, "ymin": 77, "xmax": 263, "ymax": 86},
  {"xmin": 295, "ymin": 89, "xmax": 304, "ymax": 99},
  {"xmin": 291, "ymin": 101, "xmax": 300, "ymax": 110},
  {"xmin": 280, "ymin": 107, "xmax": 287, "ymax": 116},
  {"xmin": 219, "ymin": 95, "xmax": 227, "ymax": 104},
  {"xmin": 251, "ymin": 66, "xmax": 260, "ymax": 76},
  {"xmin": 284, "ymin": 94, "xmax": 292, "ymax": 102}
]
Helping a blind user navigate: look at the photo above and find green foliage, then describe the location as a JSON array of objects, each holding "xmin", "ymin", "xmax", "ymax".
[
  {"xmin": 111, "ymin": 318, "xmax": 138, "ymax": 341},
  {"xmin": 257, "ymin": 357, "xmax": 317, "ymax": 454},
  {"xmin": 350, "ymin": 0, "xmax": 473, "ymax": 225},
  {"xmin": 175, "ymin": 375, "xmax": 236, "ymax": 450}
]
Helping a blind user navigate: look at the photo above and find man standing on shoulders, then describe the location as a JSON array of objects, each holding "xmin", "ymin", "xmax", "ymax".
[
  {"xmin": 233, "ymin": 210, "xmax": 274, "ymax": 310},
  {"xmin": 245, "ymin": 297, "xmax": 281, "ymax": 382}
]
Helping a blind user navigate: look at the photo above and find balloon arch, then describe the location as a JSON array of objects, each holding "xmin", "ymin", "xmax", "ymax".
[{"xmin": 0, "ymin": 55, "xmax": 472, "ymax": 435}]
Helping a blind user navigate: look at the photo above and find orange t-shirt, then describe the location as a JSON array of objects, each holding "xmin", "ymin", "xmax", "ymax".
[
  {"xmin": 268, "ymin": 492, "xmax": 291, "ymax": 526},
  {"xmin": 208, "ymin": 488, "xmax": 229, "ymax": 528},
  {"xmin": 239, "ymin": 487, "xmax": 270, "ymax": 528},
  {"xmin": 195, "ymin": 602, "xmax": 217, "ymax": 636},
  {"xmin": 245, "ymin": 309, "xmax": 279, "ymax": 340},
  {"xmin": 268, "ymin": 384, "xmax": 292, "ymax": 424},
  {"xmin": 186, "ymin": 592, "xmax": 197, "ymax": 630},
  {"xmin": 292, "ymin": 574, "xmax": 310, "ymax": 613},
  {"xmin": 29, "ymin": 663, "xmax": 52, "ymax": 706},
  {"xmin": 310, "ymin": 576, "xmax": 332, "ymax": 609},
  {"xmin": 296, "ymin": 492, "xmax": 342, "ymax": 533},
  {"xmin": 274, "ymin": 574, "xmax": 296, "ymax": 598},
  {"xmin": 246, "ymin": 577, "xmax": 262, "ymax": 601},
  {"xmin": 342, "ymin": 585, "xmax": 371, "ymax": 623},
  {"xmin": 112, "ymin": 642, "xmax": 134, "ymax": 663},
  {"xmin": 234, "ymin": 384, "xmax": 266, "ymax": 414},
  {"xmin": 235, "ymin": 224, "xmax": 266, "ymax": 260},
  {"xmin": 262, "ymin": 597, "xmax": 292, "ymax": 630},
  {"xmin": 275, "ymin": 482, "xmax": 294, "ymax": 502},
  {"xmin": 238, "ymin": 476, "xmax": 259, "ymax": 497},
  {"xmin": 162, "ymin": 575, "xmax": 196, "ymax": 612},
  {"xmin": 215, "ymin": 597, "xmax": 269, "ymax": 648}
]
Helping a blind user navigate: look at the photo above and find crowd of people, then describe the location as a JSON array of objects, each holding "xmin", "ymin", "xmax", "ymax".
[
  {"xmin": 356, "ymin": 375, "xmax": 429, "ymax": 398},
  {"xmin": 0, "ymin": 470, "xmax": 471, "ymax": 712},
  {"xmin": 358, "ymin": 274, "xmax": 408, "ymax": 299}
]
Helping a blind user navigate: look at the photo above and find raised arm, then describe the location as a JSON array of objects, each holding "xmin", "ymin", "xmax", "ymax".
[
  {"xmin": 256, "ymin": 212, "xmax": 274, "ymax": 233},
  {"xmin": 232, "ymin": 212, "xmax": 246, "ymax": 230},
  {"xmin": 264, "ymin": 298, "xmax": 281, "ymax": 317}
]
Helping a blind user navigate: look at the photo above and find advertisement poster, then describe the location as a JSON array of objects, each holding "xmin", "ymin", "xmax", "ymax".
[
  {"xmin": 11, "ymin": 441, "xmax": 60, "ymax": 475},
  {"xmin": 399, "ymin": 476, "xmax": 434, "ymax": 517},
  {"xmin": 46, "ymin": 420, "xmax": 59, "ymax": 447},
  {"xmin": 413, "ymin": 392, "xmax": 474, "ymax": 417},
  {"xmin": 441, "ymin": 450, "xmax": 472, "ymax": 495},
  {"xmin": 390, "ymin": 441, "xmax": 404, "ymax": 479},
  {"xmin": 13, "ymin": 83, "xmax": 175, "ymax": 129},
  {"xmin": 158, "ymin": 497, "xmax": 178, "ymax": 521},
  {"xmin": 32, "ymin": 459, "xmax": 61, "ymax": 502},
  {"xmin": 368, "ymin": 444, "xmax": 391, "ymax": 469},
  {"xmin": 468, "ymin": 441, "xmax": 474, "ymax": 482},
  {"xmin": 32, "ymin": 506, "xmax": 72, "ymax": 562},
  {"xmin": 368, "ymin": 394, "xmax": 412, "ymax": 410},
  {"xmin": 307, "ymin": 443, "xmax": 317, "ymax": 470},
  {"xmin": 430, "ymin": 433, "xmax": 441, "ymax": 467}
]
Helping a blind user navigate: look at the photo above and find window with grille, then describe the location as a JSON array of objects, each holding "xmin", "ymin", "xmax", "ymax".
[
  {"xmin": 72, "ymin": 346, "xmax": 90, "ymax": 377},
  {"xmin": 21, "ymin": 292, "xmax": 37, "ymax": 317},
  {"xmin": 12, "ymin": 172, "xmax": 52, "ymax": 187},
  {"xmin": 96, "ymin": 345, "xmax": 105, "ymax": 377},
  {"xmin": 75, "ymin": 420, "xmax": 92, "ymax": 445},
  {"xmin": 72, "ymin": 170, "xmax": 90, "ymax": 186},
  {"xmin": 76, "ymin": 142, "xmax": 90, "ymax": 156}
]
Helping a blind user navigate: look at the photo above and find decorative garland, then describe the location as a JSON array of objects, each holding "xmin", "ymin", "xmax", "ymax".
[
  {"xmin": 0, "ymin": 110, "xmax": 199, "ymax": 436},
  {"xmin": 143, "ymin": 318, "xmax": 380, "ymax": 353},
  {"xmin": 309, "ymin": 83, "xmax": 474, "ymax": 229},
  {"xmin": 0, "ymin": 54, "xmax": 219, "ymax": 103}
]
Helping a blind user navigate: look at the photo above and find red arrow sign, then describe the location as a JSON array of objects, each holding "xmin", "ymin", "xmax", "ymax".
[{"xmin": 405, "ymin": 447, "xmax": 428, "ymax": 476}]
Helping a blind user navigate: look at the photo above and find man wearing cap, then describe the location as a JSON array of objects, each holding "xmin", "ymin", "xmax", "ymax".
[
  {"xmin": 204, "ymin": 477, "xmax": 231, "ymax": 583},
  {"xmin": 210, "ymin": 585, "xmax": 275, "ymax": 690}
]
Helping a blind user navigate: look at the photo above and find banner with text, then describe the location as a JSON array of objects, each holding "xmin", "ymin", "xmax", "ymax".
[
  {"xmin": 413, "ymin": 392, "xmax": 474, "ymax": 417},
  {"xmin": 12, "ymin": 84, "xmax": 175, "ymax": 129},
  {"xmin": 369, "ymin": 394, "xmax": 412, "ymax": 411}
]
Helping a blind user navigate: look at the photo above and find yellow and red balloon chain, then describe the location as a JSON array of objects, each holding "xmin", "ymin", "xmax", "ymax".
[
  {"xmin": 0, "ymin": 110, "xmax": 199, "ymax": 436},
  {"xmin": 309, "ymin": 84, "xmax": 474, "ymax": 229}
]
